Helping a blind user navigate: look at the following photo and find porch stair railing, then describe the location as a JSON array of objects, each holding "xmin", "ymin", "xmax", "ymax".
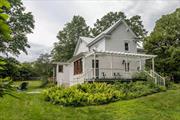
[{"xmin": 144, "ymin": 70, "xmax": 166, "ymax": 86}]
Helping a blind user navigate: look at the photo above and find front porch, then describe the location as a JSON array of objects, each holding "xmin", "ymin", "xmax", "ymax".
[
  {"xmin": 85, "ymin": 51, "xmax": 156, "ymax": 80},
  {"xmin": 72, "ymin": 50, "xmax": 158, "ymax": 84}
]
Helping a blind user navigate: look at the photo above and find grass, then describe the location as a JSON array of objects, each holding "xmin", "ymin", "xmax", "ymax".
[
  {"xmin": 0, "ymin": 81, "xmax": 180, "ymax": 120},
  {"xmin": 13, "ymin": 80, "xmax": 42, "ymax": 91}
]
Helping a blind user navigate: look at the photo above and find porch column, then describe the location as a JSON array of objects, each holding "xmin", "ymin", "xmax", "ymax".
[
  {"xmin": 152, "ymin": 57, "xmax": 155, "ymax": 73},
  {"xmin": 83, "ymin": 57, "xmax": 86, "ymax": 80},
  {"xmin": 53, "ymin": 65, "xmax": 56, "ymax": 83},
  {"xmin": 110, "ymin": 54, "xmax": 113, "ymax": 77},
  {"xmin": 56, "ymin": 64, "xmax": 59, "ymax": 84},
  {"xmin": 125, "ymin": 55, "xmax": 128, "ymax": 78},
  {"xmin": 139, "ymin": 57, "xmax": 142, "ymax": 71},
  {"xmin": 93, "ymin": 52, "xmax": 96, "ymax": 80}
]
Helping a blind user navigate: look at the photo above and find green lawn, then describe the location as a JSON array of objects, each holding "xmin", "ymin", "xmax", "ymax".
[
  {"xmin": 0, "ymin": 81, "xmax": 180, "ymax": 120},
  {"xmin": 13, "ymin": 80, "xmax": 42, "ymax": 90}
]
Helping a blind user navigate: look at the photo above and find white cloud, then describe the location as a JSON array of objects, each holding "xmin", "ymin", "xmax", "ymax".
[{"xmin": 16, "ymin": 42, "xmax": 52, "ymax": 62}]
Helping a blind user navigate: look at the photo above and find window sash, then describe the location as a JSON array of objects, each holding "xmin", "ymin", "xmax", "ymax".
[{"xmin": 74, "ymin": 59, "xmax": 83, "ymax": 75}]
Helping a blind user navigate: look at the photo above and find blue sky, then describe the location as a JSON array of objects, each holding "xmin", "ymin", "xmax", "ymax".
[{"xmin": 17, "ymin": 0, "xmax": 180, "ymax": 62}]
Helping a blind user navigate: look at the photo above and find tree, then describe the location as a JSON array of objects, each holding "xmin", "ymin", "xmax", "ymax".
[
  {"xmin": 34, "ymin": 53, "xmax": 52, "ymax": 77},
  {"xmin": 0, "ymin": 0, "xmax": 14, "ymax": 97},
  {"xmin": 0, "ymin": 0, "xmax": 11, "ymax": 39},
  {"xmin": 144, "ymin": 8, "xmax": 180, "ymax": 81},
  {"xmin": 34, "ymin": 53, "xmax": 53, "ymax": 86},
  {"xmin": 91, "ymin": 12, "xmax": 126, "ymax": 37},
  {"xmin": 91, "ymin": 12, "xmax": 147, "ymax": 40},
  {"xmin": 52, "ymin": 16, "xmax": 90, "ymax": 61},
  {"xmin": 0, "ymin": 0, "xmax": 35, "ymax": 55},
  {"xmin": 17, "ymin": 62, "xmax": 40, "ymax": 81},
  {"xmin": 0, "ymin": 57, "xmax": 20, "ymax": 79}
]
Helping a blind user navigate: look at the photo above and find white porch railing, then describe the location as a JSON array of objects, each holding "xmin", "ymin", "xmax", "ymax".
[
  {"xmin": 72, "ymin": 68, "xmax": 166, "ymax": 86},
  {"xmin": 150, "ymin": 70, "xmax": 166, "ymax": 86},
  {"xmin": 83, "ymin": 68, "xmax": 138, "ymax": 81}
]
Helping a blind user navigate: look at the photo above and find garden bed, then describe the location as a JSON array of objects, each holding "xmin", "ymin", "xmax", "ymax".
[{"xmin": 43, "ymin": 81, "xmax": 166, "ymax": 106}]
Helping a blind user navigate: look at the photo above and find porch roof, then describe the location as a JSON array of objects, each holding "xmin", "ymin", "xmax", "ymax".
[
  {"xmin": 68, "ymin": 52, "xmax": 87, "ymax": 62},
  {"xmin": 86, "ymin": 50, "xmax": 156, "ymax": 59}
]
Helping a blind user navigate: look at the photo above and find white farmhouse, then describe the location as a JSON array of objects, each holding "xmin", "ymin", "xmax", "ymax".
[{"xmin": 53, "ymin": 19, "xmax": 163, "ymax": 86}]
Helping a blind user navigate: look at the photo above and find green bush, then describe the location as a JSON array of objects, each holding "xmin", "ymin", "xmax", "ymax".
[
  {"xmin": 44, "ymin": 81, "xmax": 166, "ymax": 106},
  {"xmin": 115, "ymin": 81, "xmax": 166, "ymax": 99},
  {"xmin": 43, "ymin": 83, "xmax": 122, "ymax": 106},
  {"xmin": 132, "ymin": 71, "xmax": 154, "ymax": 82},
  {"xmin": 0, "ymin": 77, "xmax": 14, "ymax": 97}
]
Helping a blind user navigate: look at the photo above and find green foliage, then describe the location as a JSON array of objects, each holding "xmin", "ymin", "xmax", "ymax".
[
  {"xmin": 0, "ymin": 77, "xmax": 14, "ymax": 97},
  {"xmin": 0, "ymin": 57, "xmax": 40, "ymax": 81},
  {"xmin": 91, "ymin": 12, "xmax": 126, "ymax": 37},
  {"xmin": 0, "ymin": 57, "xmax": 20, "ymax": 79},
  {"xmin": 0, "ymin": 0, "xmax": 11, "ymax": 39},
  {"xmin": 144, "ymin": 8, "xmax": 180, "ymax": 81},
  {"xmin": 0, "ymin": 0, "xmax": 34, "ymax": 55},
  {"xmin": 34, "ymin": 53, "xmax": 52, "ymax": 77},
  {"xmin": 33, "ymin": 53, "xmax": 53, "ymax": 86},
  {"xmin": 44, "ymin": 82, "xmax": 166, "ymax": 106},
  {"xmin": 114, "ymin": 81, "xmax": 166, "ymax": 99},
  {"xmin": 17, "ymin": 62, "xmax": 40, "ymax": 80},
  {"xmin": 132, "ymin": 71, "xmax": 154, "ymax": 82},
  {"xmin": 132, "ymin": 71, "xmax": 148, "ymax": 80},
  {"xmin": 52, "ymin": 16, "xmax": 90, "ymax": 61},
  {"xmin": 1, "ymin": 84, "xmax": 180, "ymax": 120},
  {"xmin": 0, "ymin": 54, "xmax": 53, "ymax": 81},
  {"xmin": 43, "ymin": 83, "xmax": 122, "ymax": 106},
  {"xmin": 91, "ymin": 12, "xmax": 147, "ymax": 40}
]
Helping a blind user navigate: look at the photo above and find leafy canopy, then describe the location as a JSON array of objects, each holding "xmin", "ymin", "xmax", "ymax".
[
  {"xmin": 144, "ymin": 8, "xmax": 180, "ymax": 81},
  {"xmin": 0, "ymin": 0, "xmax": 35, "ymax": 56},
  {"xmin": 0, "ymin": 0, "xmax": 11, "ymax": 39},
  {"xmin": 52, "ymin": 16, "xmax": 90, "ymax": 61},
  {"xmin": 91, "ymin": 12, "xmax": 147, "ymax": 39}
]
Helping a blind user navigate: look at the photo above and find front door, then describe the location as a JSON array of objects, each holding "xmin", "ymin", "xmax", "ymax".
[{"xmin": 92, "ymin": 60, "xmax": 99, "ymax": 78}]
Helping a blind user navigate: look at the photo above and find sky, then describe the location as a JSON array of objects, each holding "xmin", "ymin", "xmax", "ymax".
[{"xmin": 16, "ymin": 0, "xmax": 180, "ymax": 62}]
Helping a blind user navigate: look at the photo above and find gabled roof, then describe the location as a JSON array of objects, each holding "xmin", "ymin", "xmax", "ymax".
[
  {"xmin": 74, "ymin": 19, "xmax": 139, "ymax": 56},
  {"xmin": 87, "ymin": 19, "xmax": 138, "ymax": 47},
  {"xmin": 73, "ymin": 36, "xmax": 93, "ymax": 56},
  {"xmin": 69, "ymin": 52, "xmax": 87, "ymax": 62},
  {"xmin": 80, "ymin": 36, "xmax": 94, "ymax": 44}
]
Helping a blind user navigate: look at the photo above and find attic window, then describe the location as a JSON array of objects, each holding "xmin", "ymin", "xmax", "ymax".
[
  {"xmin": 58, "ymin": 65, "xmax": 63, "ymax": 73},
  {"xmin": 125, "ymin": 42, "xmax": 129, "ymax": 51}
]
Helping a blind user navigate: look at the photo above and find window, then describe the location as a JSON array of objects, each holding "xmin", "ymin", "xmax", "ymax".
[
  {"xmin": 125, "ymin": 42, "xmax": 129, "ymax": 51},
  {"xmin": 125, "ymin": 63, "xmax": 130, "ymax": 72},
  {"xmin": 92, "ymin": 60, "xmax": 99, "ymax": 68},
  {"xmin": 123, "ymin": 60, "xmax": 130, "ymax": 72},
  {"xmin": 74, "ymin": 58, "xmax": 83, "ymax": 75},
  {"xmin": 58, "ymin": 65, "xmax": 63, "ymax": 73}
]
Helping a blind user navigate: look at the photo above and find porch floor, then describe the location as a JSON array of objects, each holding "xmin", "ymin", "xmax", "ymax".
[{"xmin": 85, "ymin": 78, "xmax": 145, "ymax": 82}]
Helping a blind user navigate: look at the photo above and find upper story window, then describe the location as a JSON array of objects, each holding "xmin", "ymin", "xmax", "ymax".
[
  {"xmin": 125, "ymin": 42, "xmax": 129, "ymax": 51},
  {"xmin": 58, "ymin": 65, "xmax": 63, "ymax": 73}
]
